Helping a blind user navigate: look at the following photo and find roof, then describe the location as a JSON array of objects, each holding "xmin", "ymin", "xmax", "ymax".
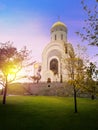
[{"xmin": 51, "ymin": 21, "xmax": 66, "ymax": 28}]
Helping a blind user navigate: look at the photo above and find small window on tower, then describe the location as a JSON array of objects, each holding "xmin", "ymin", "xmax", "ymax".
[
  {"xmin": 61, "ymin": 34, "xmax": 63, "ymax": 40},
  {"xmin": 55, "ymin": 35, "xmax": 57, "ymax": 40},
  {"xmin": 65, "ymin": 46, "xmax": 67, "ymax": 53}
]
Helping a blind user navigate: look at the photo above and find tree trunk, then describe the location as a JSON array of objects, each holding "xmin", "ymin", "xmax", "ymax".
[
  {"xmin": 73, "ymin": 85, "xmax": 78, "ymax": 113},
  {"xmin": 91, "ymin": 86, "xmax": 96, "ymax": 100},
  {"xmin": 3, "ymin": 77, "xmax": 8, "ymax": 104}
]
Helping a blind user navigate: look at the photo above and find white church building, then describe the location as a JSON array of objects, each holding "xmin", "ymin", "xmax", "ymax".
[{"xmin": 41, "ymin": 20, "xmax": 74, "ymax": 82}]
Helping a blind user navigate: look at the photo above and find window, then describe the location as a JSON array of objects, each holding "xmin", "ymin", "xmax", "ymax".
[
  {"xmin": 55, "ymin": 35, "xmax": 57, "ymax": 40},
  {"xmin": 61, "ymin": 34, "xmax": 63, "ymax": 40},
  {"xmin": 65, "ymin": 46, "xmax": 67, "ymax": 53}
]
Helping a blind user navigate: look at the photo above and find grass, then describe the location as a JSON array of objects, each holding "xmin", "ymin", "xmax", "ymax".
[{"xmin": 0, "ymin": 96, "xmax": 98, "ymax": 130}]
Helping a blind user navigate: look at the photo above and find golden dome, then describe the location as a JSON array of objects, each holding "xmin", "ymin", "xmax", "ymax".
[{"xmin": 51, "ymin": 21, "xmax": 66, "ymax": 28}]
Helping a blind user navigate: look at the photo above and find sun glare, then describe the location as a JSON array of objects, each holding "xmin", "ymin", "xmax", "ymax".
[
  {"xmin": 7, "ymin": 67, "xmax": 19, "ymax": 82},
  {"xmin": 8, "ymin": 74, "xmax": 16, "ymax": 81}
]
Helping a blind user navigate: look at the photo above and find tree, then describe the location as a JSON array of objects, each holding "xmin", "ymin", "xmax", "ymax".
[
  {"xmin": 65, "ymin": 44, "xmax": 88, "ymax": 113},
  {"xmin": 29, "ymin": 75, "xmax": 41, "ymax": 83},
  {"xmin": 66, "ymin": 51, "xmax": 78, "ymax": 113},
  {"xmin": 65, "ymin": 47, "xmax": 83, "ymax": 113},
  {"xmin": 76, "ymin": 0, "xmax": 98, "ymax": 47},
  {"xmin": 85, "ymin": 62, "xmax": 98, "ymax": 99},
  {"xmin": 0, "ymin": 42, "xmax": 31, "ymax": 104},
  {"xmin": 29, "ymin": 64, "xmax": 41, "ymax": 83}
]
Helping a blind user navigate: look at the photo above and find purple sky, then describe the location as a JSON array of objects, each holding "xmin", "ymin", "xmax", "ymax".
[{"xmin": 0, "ymin": 0, "xmax": 97, "ymax": 64}]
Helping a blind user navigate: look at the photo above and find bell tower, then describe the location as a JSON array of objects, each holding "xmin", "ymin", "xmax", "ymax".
[{"xmin": 50, "ymin": 21, "xmax": 67, "ymax": 42}]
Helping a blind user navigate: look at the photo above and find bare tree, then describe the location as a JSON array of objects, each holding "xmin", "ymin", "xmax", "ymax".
[
  {"xmin": 76, "ymin": 0, "xmax": 98, "ymax": 47},
  {"xmin": 29, "ymin": 64, "xmax": 41, "ymax": 83}
]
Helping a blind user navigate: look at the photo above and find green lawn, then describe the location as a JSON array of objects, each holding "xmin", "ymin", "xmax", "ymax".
[{"xmin": 0, "ymin": 96, "xmax": 98, "ymax": 130}]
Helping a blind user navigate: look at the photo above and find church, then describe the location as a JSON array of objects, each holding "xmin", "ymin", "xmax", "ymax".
[{"xmin": 41, "ymin": 20, "xmax": 74, "ymax": 82}]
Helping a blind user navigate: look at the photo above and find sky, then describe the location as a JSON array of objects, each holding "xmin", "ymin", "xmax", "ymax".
[{"xmin": 0, "ymin": 0, "xmax": 97, "ymax": 64}]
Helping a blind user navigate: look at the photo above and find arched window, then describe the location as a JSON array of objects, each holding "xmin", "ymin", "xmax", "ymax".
[
  {"xmin": 61, "ymin": 34, "xmax": 63, "ymax": 40},
  {"xmin": 55, "ymin": 35, "xmax": 57, "ymax": 40},
  {"xmin": 65, "ymin": 46, "xmax": 67, "ymax": 53},
  {"xmin": 50, "ymin": 59, "xmax": 58, "ymax": 75}
]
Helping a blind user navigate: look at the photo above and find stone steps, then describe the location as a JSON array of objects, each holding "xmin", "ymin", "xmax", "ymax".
[{"xmin": 23, "ymin": 82, "xmax": 73, "ymax": 96}]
